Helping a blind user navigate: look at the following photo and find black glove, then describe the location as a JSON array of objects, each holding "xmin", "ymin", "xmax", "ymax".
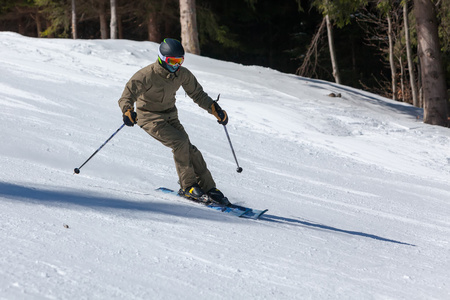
[
  {"xmin": 123, "ymin": 108, "xmax": 137, "ymax": 126},
  {"xmin": 211, "ymin": 102, "xmax": 228, "ymax": 125}
]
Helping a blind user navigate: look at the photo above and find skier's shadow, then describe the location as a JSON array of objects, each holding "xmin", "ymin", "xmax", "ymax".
[
  {"xmin": 261, "ymin": 214, "xmax": 415, "ymax": 246},
  {"xmin": 0, "ymin": 182, "xmax": 220, "ymax": 221}
]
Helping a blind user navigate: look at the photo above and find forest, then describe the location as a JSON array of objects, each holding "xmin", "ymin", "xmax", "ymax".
[{"xmin": 1, "ymin": 0, "xmax": 449, "ymax": 127}]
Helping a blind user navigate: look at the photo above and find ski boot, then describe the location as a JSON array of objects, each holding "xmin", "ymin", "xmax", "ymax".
[
  {"xmin": 180, "ymin": 183, "xmax": 205, "ymax": 201},
  {"xmin": 207, "ymin": 188, "xmax": 231, "ymax": 206}
]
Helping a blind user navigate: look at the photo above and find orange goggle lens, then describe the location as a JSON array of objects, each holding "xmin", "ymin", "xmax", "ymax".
[{"xmin": 165, "ymin": 56, "xmax": 184, "ymax": 66}]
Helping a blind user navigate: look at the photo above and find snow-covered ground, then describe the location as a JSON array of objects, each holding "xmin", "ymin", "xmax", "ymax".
[{"xmin": 1, "ymin": 32, "xmax": 449, "ymax": 299}]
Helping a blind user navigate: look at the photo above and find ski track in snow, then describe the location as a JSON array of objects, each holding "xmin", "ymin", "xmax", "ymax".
[{"xmin": 1, "ymin": 32, "xmax": 450, "ymax": 299}]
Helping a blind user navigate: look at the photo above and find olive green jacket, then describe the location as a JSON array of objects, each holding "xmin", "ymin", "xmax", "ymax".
[{"xmin": 118, "ymin": 61, "xmax": 214, "ymax": 126}]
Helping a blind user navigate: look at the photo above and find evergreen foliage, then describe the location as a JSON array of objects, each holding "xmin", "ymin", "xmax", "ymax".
[{"xmin": 0, "ymin": 0, "xmax": 448, "ymax": 119}]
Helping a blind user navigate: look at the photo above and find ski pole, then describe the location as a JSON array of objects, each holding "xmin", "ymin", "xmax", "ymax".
[
  {"xmin": 74, "ymin": 123, "xmax": 126, "ymax": 174},
  {"xmin": 223, "ymin": 125, "xmax": 243, "ymax": 173},
  {"xmin": 214, "ymin": 94, "xmax": 242, "ymax": 173}
]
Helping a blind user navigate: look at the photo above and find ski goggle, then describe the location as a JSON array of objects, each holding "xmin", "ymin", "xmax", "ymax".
[
  {"xmin": 158, "ymin": 49, "xmax": 184, "ymax": 66},
  {"xmin": 165, "ymin": 56, "xmax": 184, "ymax": 66}
]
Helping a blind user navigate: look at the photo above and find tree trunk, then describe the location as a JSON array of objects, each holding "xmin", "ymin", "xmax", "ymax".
[
  {"xmin": 97, "ymin": 0, "xmax": 108, "ymax": 39},
  {"xmin": 35, "ymin": 12, "xmax": 43, "ymax": 37},
  {"xmin": 147, "ymin": 12, "xmax": 161, "ymax": 42},
  {"xmin": 414, "ymin": 0, "xmax": 448, "ymax": 126},
  {"xmin": 325, "ymin": 15, "xmax": 341, "ymax": 84},
  {"xmin": 404, "ymin": 2, "xmax": 418, "ymax": 106},
  {"xmin": 99, "ymin": 12, "xmax": 108, "ymax": 39},
  {"xmin": 399, "ymin": 57, "xmax": 405, "ymax": 102},
  {"xmin": 118, "ymin": 14, "xmax": 123, "ymax": 39},
  {"xmin": 179, "ymin": 0, "xmax": 200, "ymax": 54},
  {"xmin": 417, "ymin": 43, "xmax": 424, "ymax": 107},
  {"xmin": 71, "ymin": 0, "xmax": 77, "ymax": 39},
  {"xmin": 110, "ymin": 0, "xmax": 117, "ymax": 39},
  {"xmin": 387, "ymin": 12, "xmax": 397, "ymax": 100}
]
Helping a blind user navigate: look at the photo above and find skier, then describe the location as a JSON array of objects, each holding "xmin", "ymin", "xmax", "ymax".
[{"xmin": 118, "ymin": 38, "xmax": 230, "ymax": 205}]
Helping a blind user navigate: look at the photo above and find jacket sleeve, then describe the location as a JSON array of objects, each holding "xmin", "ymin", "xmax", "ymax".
[
  {"xmin": 118, "ymin": 72, "xmax": 146, "ymax": 113},
  {"xmin": 181, "ymin": 68, "xmax": 214, "ymax": 113}
]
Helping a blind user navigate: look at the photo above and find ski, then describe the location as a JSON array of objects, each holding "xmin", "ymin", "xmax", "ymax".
[{"xmin": 156, "ymin": 187, "xmax": 268, "ymax": 219}]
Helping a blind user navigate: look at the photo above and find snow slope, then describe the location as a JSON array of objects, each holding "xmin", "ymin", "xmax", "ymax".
[{"xmin": 1, "ymin": 32, "xmax": 450, "ymax": 299}]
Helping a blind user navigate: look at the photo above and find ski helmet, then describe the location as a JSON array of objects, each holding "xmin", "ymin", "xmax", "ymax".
[{"xmin": 158, "ymin": 38, "xmax": 185, "ymax": 73}]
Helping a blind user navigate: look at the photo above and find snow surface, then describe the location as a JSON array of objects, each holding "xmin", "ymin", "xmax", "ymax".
[{"xmin": 1, "ymin": 32, "xmax": 450, "ymax": 299}]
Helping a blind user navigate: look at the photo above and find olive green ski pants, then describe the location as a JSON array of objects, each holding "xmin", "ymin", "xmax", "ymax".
[{"xmin": 141, "ymin": 115, "xmax": 215, "ymax": 192}]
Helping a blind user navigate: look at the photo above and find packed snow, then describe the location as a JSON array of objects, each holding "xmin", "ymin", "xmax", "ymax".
[{"xmin": 1, "ymin": 32, "xmax": 449, "ymax": 299}]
